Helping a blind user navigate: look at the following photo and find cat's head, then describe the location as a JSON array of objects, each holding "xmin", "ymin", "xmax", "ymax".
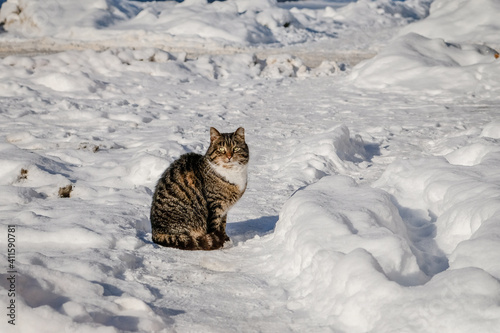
[{"xmin": 206, "ymin": 127, "xmax": 249, "ymax": 168}]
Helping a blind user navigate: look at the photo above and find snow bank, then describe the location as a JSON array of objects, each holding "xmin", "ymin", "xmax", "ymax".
[
  {"xmin": 0, "ymin": 0, "xmax": 433, "ymax": 49},
  {"xmin": 351, "ymin": 33, "xmax": 500, "ymax": 94},
  {"xmin": 256, "ymin": 175, "xmax": 418, "ymax": 330},
  {"xmin": 121, "ymin": 0, "xmax": 280, "ymax": 45},
  {"xmin": 261, "ymin": 168, "xmax": 500, "ymax": 331},
  {"xmin": 272, "ymin": 175, "xmax": 424, "ymax": 283},
  {"xmin": 256, "ymin": 120, "xmax": 500, "ymax": 331},
  {"xmin": 400, "ymin": 0, "xmax": 500, "ymax": 45},
  {"xmin": 329, "ymin": 0, "xmax": 431, "ymax": 27},
  {"xmin": 375, "ymin": 120, "xmax": 500, "ymax": 279},
  {"xmin": 481, "ymin": 120, "xmax": 500, "ymax": 139},
  {"xmin": 351, "ymin": 0, "xmax": 500, "ymax": 94},
  {"xmin": 0, "ymin": 0, "xmax": 308, "ymax": 45},
  {"xmin": 276, "ymin": 125, "xmax": 370, "ymax": 186},
  {"xmin": 0, "ymin": 0, "xmax": 140, "ymax": 37}
]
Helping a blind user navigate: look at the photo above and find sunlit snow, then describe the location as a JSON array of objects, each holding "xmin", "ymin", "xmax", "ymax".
[{"xmin": 0, "ymin": 0, "xmax": 499, "ymax": 332}]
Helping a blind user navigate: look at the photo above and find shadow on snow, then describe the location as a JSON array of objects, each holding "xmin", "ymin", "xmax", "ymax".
[{"xmin": 227, "ymin": 215, "xmax": 278, "ymax": 244}]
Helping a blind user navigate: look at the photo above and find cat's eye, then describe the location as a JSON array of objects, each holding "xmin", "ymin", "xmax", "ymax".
[
  {"xmin": 218, "ymin": 147, "xmax": 226, "ymax": 153},
  {"xmin": 234, "ymin": 147, "xmax": 241, "ymax": 152}
]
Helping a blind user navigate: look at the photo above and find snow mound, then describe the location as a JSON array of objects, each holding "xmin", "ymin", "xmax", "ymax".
[
  {"xmin": 400, "ymin": 0, "xmax": 500, "ymax": 44},
  {"xmin": 0, "ymin": 0, "xmax": 320, "ymax": 45},
  {"xmin": 260, "ymin": 54, "xmax": 338, "ymax": 78},
  {"xmin": 376, "ymin": 154, "xmax": 500, "ymax": 254},
  {"xmin": 0, "ymin": 0, "xmax": 140, "ymax": 37},
  {"xmin": 445, "ymin": 141, "xmax": 500, "ymax": 166},
  {"xmin": 0, "ymin": 0, "xmax": 433, "ymax": 48},
  {"xmin": 278, "ymin": 125, "xmax": 370, "ymax": 186},
  {"xmin": 351, "ymin": 32, "xmax": 500, "ymax": 94},
  {"xmin": 259, "ymin": 169, "xmax": 500, "ymax": 331},
  {"xmin": 271, "ymin": 175, "xmax": 423, "ymax": 283},
  {"xmin": 256, "ymin": 119, "xmax": 500, "ymax": 330},
  {"xmin": 330, "ymin": 0, "xmax": 431, "ymax": 27},
  {"xmin": 260, "ymin": 175, "xmax": 421, "ymax": 330},
  {"xmin": 481, "ymin": 120, "xmax": 500, "ymax": 139},
  {"xmin": 375, "ymin": 122, "xmax": 500, "ymax": 278},
  {"xmin": 122, "ymin": 0, "xmax": 279, "ymax": 45},
  {"xmin": 0, "ymin": 141, "xmax": 73, "ymax": 194}
]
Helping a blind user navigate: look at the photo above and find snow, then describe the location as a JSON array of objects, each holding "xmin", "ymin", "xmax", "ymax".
[
  {"xmin": 400, "ymin": 0, "xmax": 500, "ymax": 45},
  {"xmin": 1, "ymin": 0, "xmax": 500, "ymax": 332},
  {"xmin": 0, "ymin": 0, "xmax": 430, "ymax": 60},
  {"xmin": 351, "ymin": 32, "xmax": 500, "ymax": 94}
]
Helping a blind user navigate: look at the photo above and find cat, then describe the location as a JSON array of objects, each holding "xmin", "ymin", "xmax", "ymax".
[{"xmin": 150, "ymin": 127, "xmax": 249, "ymax": 250}]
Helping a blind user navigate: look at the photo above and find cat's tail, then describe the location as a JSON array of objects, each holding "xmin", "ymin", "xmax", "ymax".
[{"xmin": 152, "ymin": 231, "xmax": 226, "ymax": 250}]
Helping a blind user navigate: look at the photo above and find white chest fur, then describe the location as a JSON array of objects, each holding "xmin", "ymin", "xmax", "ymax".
[{"xmin": 210, "ymin": 162, "xmax": 248, "ymax": 192}]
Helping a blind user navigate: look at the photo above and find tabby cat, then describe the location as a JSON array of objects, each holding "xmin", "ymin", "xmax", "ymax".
[{"xmin": 150, "ymin": 127, "xmax": 249, "ymax": 250}]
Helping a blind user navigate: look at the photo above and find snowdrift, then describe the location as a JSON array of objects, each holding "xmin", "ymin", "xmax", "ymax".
[
  {"xmin": 350, "ymin": 0, "xmax": 500, "ymax": 95},
  {"xmin": 277, "ymin": 125, "xmax": 369, "ymax": 186},
  {"xmin": 0, "ymin": 0, "xmax": 323, "ymax": 45},
  {"xmin": 0, "ymin": 0, "xmax": 431, "ymax": 49},
  {"xmin": 376, "ymin": 123, "xmax": 500, "ymax": 271},
  {"xmin": 400, "ymin": 0, "xmax": 500, "ymax": 45},
  {"xmin": 351, "ymin": 32, "xmax": 500, "ymax": 94},
  {"xmin": 328, "ymin": 0, "xmax": 431, "ymax": 27},
  {"xmin": 0, "ymin": 0, "xmax": 140, "ymax": 36},
  {"xmin": 259, "ymin": 120, "xmax": 500, "ymax": 332}
]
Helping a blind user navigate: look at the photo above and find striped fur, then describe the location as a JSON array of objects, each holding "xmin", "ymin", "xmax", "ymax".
[{"xmin": 150, "ymin": 127, "xmax": 249, "ymax": 250}]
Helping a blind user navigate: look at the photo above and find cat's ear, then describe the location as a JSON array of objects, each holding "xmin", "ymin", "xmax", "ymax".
[
  {"xmin": 234, "ymin": 127, "xmax": 245, "ymax": 140},
  {"xmin": 210, "ymin": 127, "xmax": 221, "ymax": 142}
]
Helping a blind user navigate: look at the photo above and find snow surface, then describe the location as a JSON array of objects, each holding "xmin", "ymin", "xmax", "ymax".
[
  {"xmin": 1, "ymin": 0, "xmax": 500, "ymax": 332},
  {"xmin": 350, "ymin": 32, "xmax": 500, "ymax": 94},
  {"xmin": 0, "ymin": 0, "xmax": 431, "ymax": 63},
  {"xmin": 400, "ymin": 0, "xmax": 500, "ymax": 45}
]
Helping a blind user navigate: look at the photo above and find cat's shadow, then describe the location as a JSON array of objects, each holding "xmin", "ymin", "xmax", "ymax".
[{"xmin": 227, "ymin": 215, "xmax": 278, "ymax": 244}]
